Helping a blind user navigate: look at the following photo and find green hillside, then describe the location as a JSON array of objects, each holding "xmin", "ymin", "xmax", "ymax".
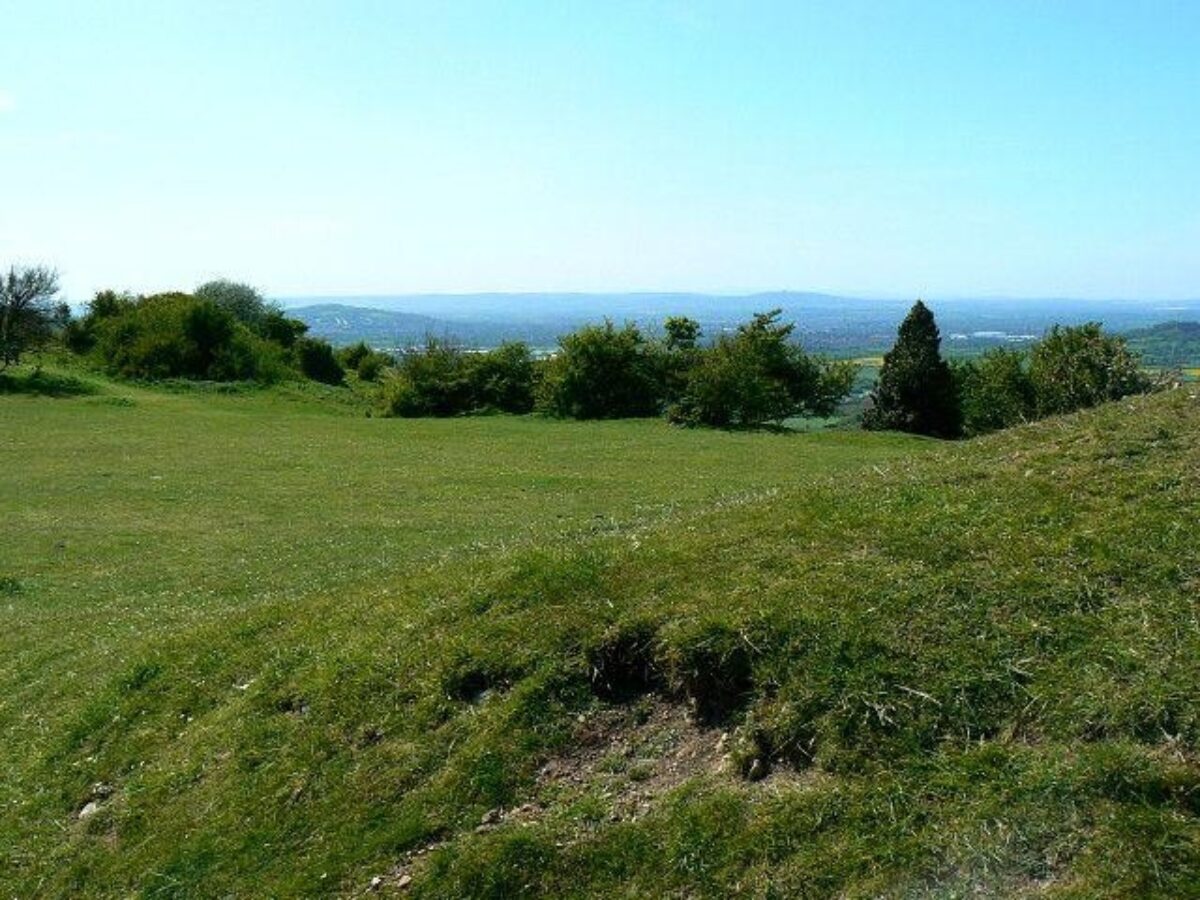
[
  {"xmin": 1124, "ymin": 321, "xmax": 1200, "ymax": 370},
  {"xmin": 3, "ymin": 370, "xmax": 1198, "ymax": 897}
]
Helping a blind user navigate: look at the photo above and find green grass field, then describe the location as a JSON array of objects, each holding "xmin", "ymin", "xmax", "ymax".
[
  {"xmin": 3, "ymin": 368, "xmax": 1199, "ymax": 897},
  {"xmin": 1, "ymin": 367, "xmax": 922, "ymax": 895}
]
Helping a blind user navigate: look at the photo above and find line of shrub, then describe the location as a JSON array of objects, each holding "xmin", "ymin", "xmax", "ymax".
[
  {"xmin": 51, "ymin": 280, "xmax": 1156, "ymax": 437},
  {"xmin": 380, "ymin": 310, "xmax": 857, "ymax": 428}
]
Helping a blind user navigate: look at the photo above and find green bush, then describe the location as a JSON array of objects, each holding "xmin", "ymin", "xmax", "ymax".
[
  {"xmin": 70, "ymin": 289, "xmax": 295, "ymax": 384},
  {"xmin": 356, "ymin": 353, "xmax": 386, "ymax": 382},
  {"xmin": 537, "ymin": 321, "xmax": 663, "ymax": 419},
  {"xmin": 1029, "ymin": 323, "xmax": 1150, "ymax": 416},
  {"xmin": 92, "ymin": 293, "xmax": 281, "ymax": 382},
  {"xmin": 673, "ymin": 311, "xmax": 856, "ymax": 427},
  {"xmin": 467, "ymin": 341, "xmax": 536, "ymax": 413},
  {"xmin": 195, "ymin": 280, "xmax": 312, "ymax": 355},
  {"xmin": 958, "ymin": 347, "xmax": 1036, "ymax": 436},
  {"xmin": 382, "ymin": 339, "xmax": 472, "ymax": 416},
  {"xmin": 293, "ymin": 337, "xmax": 345, "ymax": 385},
  {"xmin": 658, "ymin": 316, "xmax": 703, "ymax": 405}
]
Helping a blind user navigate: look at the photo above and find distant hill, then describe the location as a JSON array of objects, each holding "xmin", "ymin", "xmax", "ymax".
[
  {"xmin": 289, "ymin": 303, "xmax": 568, "ymax": 349},
  {"xmin": 285, "ymin": 294, "xmax": 1200, "ymax": 354},
  {"xmin": 1123, "ymin": 320, "xmax": 1200, "ymax": 367},
  {"xmin": 289, "ymin": 303, "xmax": 448, "ymax": 347}
]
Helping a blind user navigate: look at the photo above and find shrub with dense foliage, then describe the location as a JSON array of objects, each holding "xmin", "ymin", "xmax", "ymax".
[
  {"xmin": 467, "ymin": 341, "xmax": 536, "ymax": 412},
  {"xmin": 89, "ymin": 293, "xmax": 287, "ymax": 382},
  {"xmin": 864, "ymin": 300, "xmax": 963, "ymax": 438},
  {"xmin": 957, "ymin": 347, "xmax": 1036, "ymax": 437},
  {"xmin": 672, "ymin": 310, "xmax": 856, "ymax": 427},
  {"xmin": 381, "ymin": 338, "xmax": 471, "ymax": 416},
  {"xmin": 1029, "ymin": 322, "xmax": 1149, "ymax": 416},
  {"xmin": 888, "ymin": 317, "xmax": 1153, "ymax": 439},
  {"xmin": 66, "ymin": 284, "xmax": 314, "ymax": 384},
  {"xmin": 381, "ymin": 339, "xmax": 536, "ymax": 416},
  {"xmin": 293, "ymin": 336, "xmax": 345, "ymax": 385},
  {"xmin": 536, "ymin": 321, "xmax": 663, "ymax": 419}
]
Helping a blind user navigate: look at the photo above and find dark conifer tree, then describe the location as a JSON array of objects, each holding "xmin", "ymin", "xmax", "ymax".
[{"xmin": 863, "ymin": 300, "xmax": 962, "ymax": 437}]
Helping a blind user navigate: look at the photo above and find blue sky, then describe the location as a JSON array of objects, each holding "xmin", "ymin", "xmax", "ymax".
[{"xmin": 2, "ymin": 1, "xmax": 1197, "ymax": 300}]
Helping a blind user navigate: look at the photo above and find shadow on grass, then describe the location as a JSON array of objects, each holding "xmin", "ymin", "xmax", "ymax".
[{"xmin": 0, "ymin": 369, "xmax": 99, "ymax": 398}]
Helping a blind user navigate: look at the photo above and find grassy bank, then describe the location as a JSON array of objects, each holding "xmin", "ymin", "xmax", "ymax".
[{"xmin": 3, "ymin": 369, "xmax": 1198, "ymax": 896}]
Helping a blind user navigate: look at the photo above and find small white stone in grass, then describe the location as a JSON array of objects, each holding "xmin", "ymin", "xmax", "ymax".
[
  {"xmin": 78, "ymin": 801, "xmax": 100, "ymax": 819},
  {"xmin": 397, "ymin": 874, "xmax": 413, "ymax": 889},
  {"xmin": 369, "ymin": 875, "xmax": 383, "ymax": 890}
]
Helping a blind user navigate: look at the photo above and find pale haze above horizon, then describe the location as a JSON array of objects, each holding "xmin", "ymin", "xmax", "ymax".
[{"xmin": 2, "ymin": 1, "xmax": 1197, "ymax": 302}]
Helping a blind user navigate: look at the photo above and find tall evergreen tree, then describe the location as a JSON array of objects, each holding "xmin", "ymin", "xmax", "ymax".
[{"xmin": 863, "ymin": 300, "xmax": 962, "ymax": 437}]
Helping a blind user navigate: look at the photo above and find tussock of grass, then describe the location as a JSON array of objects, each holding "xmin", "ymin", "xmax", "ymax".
[{"xmin": 3, "ymin": 381, "xmax": 1199, "ymax": 896}]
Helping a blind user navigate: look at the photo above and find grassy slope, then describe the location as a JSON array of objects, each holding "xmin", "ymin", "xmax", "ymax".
[
  {"xmin": 1, "ymin": 368, "xmax": 922, "ymax": 895},
  {"xmin": 4, "ymin": 373, "xmax": 1199, "ymax": 896}
]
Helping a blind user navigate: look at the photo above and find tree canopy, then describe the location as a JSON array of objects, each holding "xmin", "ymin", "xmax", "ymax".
[
  {"xmin": 0, "ymin": 265, "xmax": 61, "ymax": 369},
  {"xmin": 864, "ymin": 300, "xmax": 962, "ymax": 438},
  {"xmin": 194, "ymin": 280, "xmax": 271, "ymax": 327}
]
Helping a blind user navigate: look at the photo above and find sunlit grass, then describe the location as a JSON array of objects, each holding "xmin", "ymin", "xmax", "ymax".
[{"xmin": 4, "ymin": 367, "xmax": 1199, "ymax": 897}]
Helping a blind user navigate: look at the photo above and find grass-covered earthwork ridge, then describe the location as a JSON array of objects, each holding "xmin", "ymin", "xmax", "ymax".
[{"xmin": 2, "ymin": 373, "xmax": 1198, "ymax": 897}]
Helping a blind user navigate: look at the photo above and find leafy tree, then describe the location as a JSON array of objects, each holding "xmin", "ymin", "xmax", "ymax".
[
  {"xmin": 195, "ymin": 280, "xmax": 270, "ymax": 327},
  {"xmin": 293, "ymin": 337, "xmax": 345, "ymax": 385},
  {"xmin": 1029, "ymin": 323, "xmax": 1149, "ymax": 416},
  {"xmin": 63, "ymin": 290, "xmax": 137, "ymax": 353},
  {"xmin": 657, "ymin": 316, "xmax": 703, "ymax": 405},
  {"xmin": 537, "ymin": 321, "xmax": 662, "ymax": 419},
  {"xmin": 0, "ymin": 265, "xmax": 60, "ymax": 369},
  {"xmin": 673, "ymin": 310, "xmax": 855, "ymax": 427},
  {"xmin": 88, "ymin": 289, "xmax": 137, "ymax": 321},
  {"xmin": 259, "ymin": 308, "xmax": 308, "ymax": 348},
  {"xmin": 958, "ymin": 348, "xmax": 1036, "ymax": 436},
  {"xmin": 863, "ymin": 300, "xmax": 962, "ymax": 438},
  {"xmin": 663, "ymin": 316, "xmax": 701, "ymax": 351}
]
